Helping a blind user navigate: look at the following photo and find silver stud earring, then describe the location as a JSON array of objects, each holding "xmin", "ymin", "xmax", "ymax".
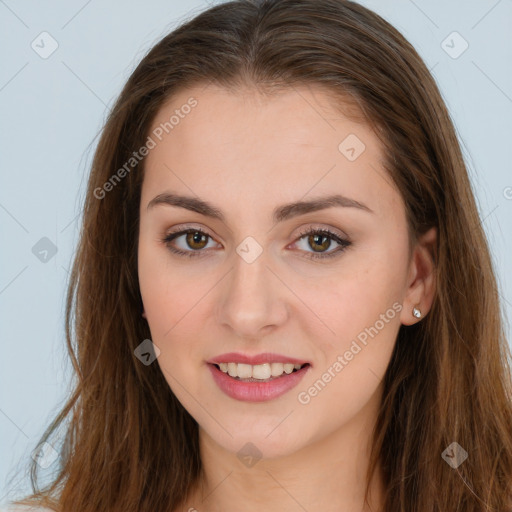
[{"xmin": 412, "ymin": 306, "xmax": 422, "ymax": 319}]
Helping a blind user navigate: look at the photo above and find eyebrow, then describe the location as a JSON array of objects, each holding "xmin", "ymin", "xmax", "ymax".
[{"xmin": 146, "ymin": 192, "xmax": 374, "ymax": 223}]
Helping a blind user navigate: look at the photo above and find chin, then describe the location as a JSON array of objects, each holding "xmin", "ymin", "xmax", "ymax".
[{"xmin": 201, "ymin": 421, "xmax": 310, "ymax": 462}]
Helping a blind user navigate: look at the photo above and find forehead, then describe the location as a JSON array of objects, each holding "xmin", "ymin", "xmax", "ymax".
[
  {"xmin": 142, "ymin": 83, "xmax": 399, "ymax": 220},
  {"xmin": 147, "ymin": 82, "xmax": 370, "ymax": 153}
]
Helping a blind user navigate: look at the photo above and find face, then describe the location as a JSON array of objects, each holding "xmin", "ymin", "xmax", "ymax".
[{"xmin": 138, "ymin": 83, "xmax": 416, "ymax": 459}]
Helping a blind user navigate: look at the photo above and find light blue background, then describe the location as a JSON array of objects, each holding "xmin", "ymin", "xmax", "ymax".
[{"xmin": 1, "ymin": 0, "xmax": 511, "ymax": 504}]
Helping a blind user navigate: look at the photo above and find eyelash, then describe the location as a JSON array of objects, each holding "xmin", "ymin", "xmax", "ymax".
[{"xmin": 161, "ymin": 226, "xmax": 352, "ymax": 261}]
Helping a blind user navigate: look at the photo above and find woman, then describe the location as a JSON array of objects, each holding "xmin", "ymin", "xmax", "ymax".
[{"xmin": 7, "ymin": 0, "xmax": 512, "ymax": 510}]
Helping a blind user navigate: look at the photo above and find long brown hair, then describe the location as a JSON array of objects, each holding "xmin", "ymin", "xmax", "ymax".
[{"xmin": 10, "ymin": 1, "xmax": 512, "ymax": 510}]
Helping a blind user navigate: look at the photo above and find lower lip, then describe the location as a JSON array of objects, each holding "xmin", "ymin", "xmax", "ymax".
[{"xmin": 207, "ymin": 363, "xmax": 311, "ymax": 402}]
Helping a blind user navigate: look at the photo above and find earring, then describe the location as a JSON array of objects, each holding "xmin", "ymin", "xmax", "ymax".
[{"xmin": 412, "ymin": 306, "xmax": 422, "ymax": 319}]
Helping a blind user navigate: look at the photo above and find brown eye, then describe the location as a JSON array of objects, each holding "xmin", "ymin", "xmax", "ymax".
[
  {"xmin": 162, "ymin": 226, "xmax": 351, "ymax": 261},
  {"xmin": 163, "ymin": 228, "xmax": 218, "ymax": 258},
  {"xmin": 294, "ymin": 228, "xmax": 352, "ymax": 260},
  {"xmin": 185, "ymin": 231, "xmax": 209, "ymax": 250},
  {"xmin": 308, "ymin": 233, "xmax": 332, "ymax": 253}
]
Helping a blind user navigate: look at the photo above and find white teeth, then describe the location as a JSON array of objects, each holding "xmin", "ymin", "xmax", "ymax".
[
  {"xmin": 237, "ymin": 363, "xmax": 253, "ymax": 379},
  {"xmin": 252, "ymin": 363, "xmax": 271, "ymax": 379},
  {"xmin": 270, "ymin": 362, "xmax": 284, "ymax": 376},
  {"xmin": 283, "ymin": 363, "xmax": 294, "ymax": 374},
  {"xmin": 216, "ymin": 361, "xmax": 305, "ymax": 379},
  {"xmin": 227, "ymin": 362, "xmax": 237, "ymax": 377}
]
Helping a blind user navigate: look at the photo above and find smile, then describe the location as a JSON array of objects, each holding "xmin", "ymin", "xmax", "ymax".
[
  {"xmin": 217, "ymin": 361, "xmax": 305, "ymax": 380},
  {"xmin": 207, "ymin": 362, "xmax": 311, "ymax": 402}
]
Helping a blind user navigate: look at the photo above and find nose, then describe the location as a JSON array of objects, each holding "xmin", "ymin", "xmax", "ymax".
[{"xmin": 215, "ymin": 244, "xmax": 289, "ymax": 340}]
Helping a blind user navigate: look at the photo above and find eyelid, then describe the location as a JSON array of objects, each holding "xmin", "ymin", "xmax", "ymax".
[
  {"xmin": 162, "ymin": 224, "xmax": 221, "ymax": 257},
  {"xmin": 161, "ymin": 223, "xmax": 352, "ymax": 260},
  {"xmin": 289, "ymin": 225, "xmax": 351, "ymax": 260},
  {"xmin": 293, "ymin": 223, "xmax": 350, "ymax": 242},
  {"xmin": 163, "ymin": 223, "xmax": 349, "ymax": 242}
]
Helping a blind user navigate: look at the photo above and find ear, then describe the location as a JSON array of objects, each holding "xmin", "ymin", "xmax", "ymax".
[{"xmin": 400, "ymin": 226, "xmax": 437, "ymax": 326}]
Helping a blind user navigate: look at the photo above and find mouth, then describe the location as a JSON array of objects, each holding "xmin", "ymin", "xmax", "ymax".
[
  {"xmin": 207, "ymin": 361, "xmax": 311, "ymax": 402},
  {"xmin": 210, "ymin": 362, "xmax": 311, "ymax": 382}
]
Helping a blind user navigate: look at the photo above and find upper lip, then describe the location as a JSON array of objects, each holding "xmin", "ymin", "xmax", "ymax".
[{"xmin": 207, "ymin": 352, "xmax": 310, "ymax": 366}]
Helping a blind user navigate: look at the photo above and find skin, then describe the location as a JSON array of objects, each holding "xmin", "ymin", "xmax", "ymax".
[{"xmin": 137, "ymin": 83, "xmax": 436, "ymax": 512}]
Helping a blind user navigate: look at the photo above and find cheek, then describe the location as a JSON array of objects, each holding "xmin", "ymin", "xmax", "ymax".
[
  {"xmin": 293, "ymin": 239, "xmax": 407, "ymax": 399},
  {"xmin": 293, "ymin": 279, "xmax": 402, "ymax": 436},
  {"xmin": 139, "ymin": 237, "xmax": 206, "ymax": 333},
  {"xmin": 295, "ymin": 239, "xmax": 407, "ymax": 343},
  {"xmin": 138, "ymin": 239, "xmax": 215, "ymax": 383}
]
